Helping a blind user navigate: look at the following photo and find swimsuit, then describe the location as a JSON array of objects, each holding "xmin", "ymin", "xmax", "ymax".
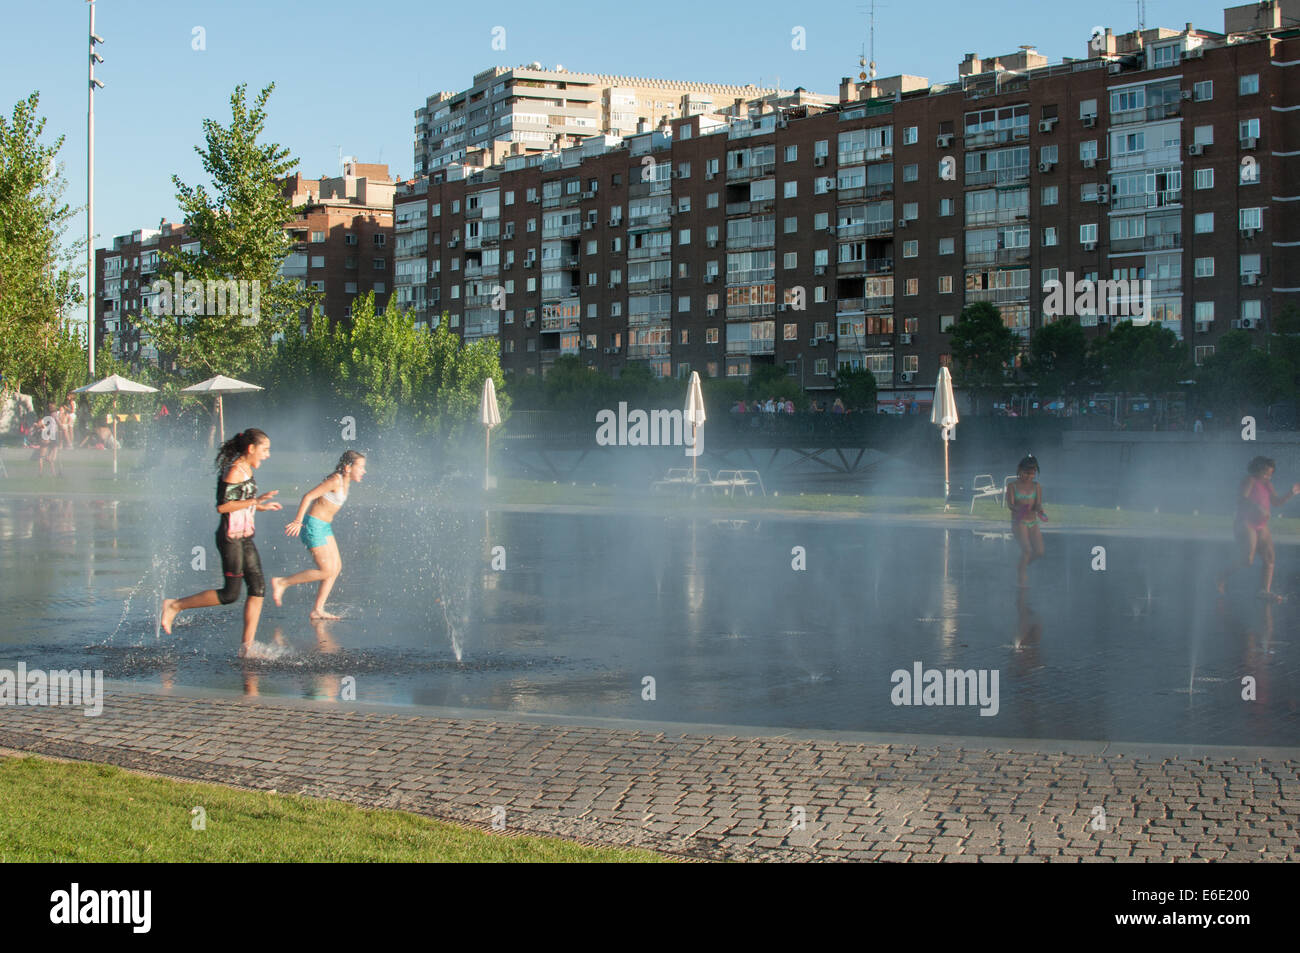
[
  {"xmin": 215, "ymin": 472, "xmax": 265, "ymax": 602},
  {"xmin": 1011, "ymin": 483, "xmax": 1040, "ymax": 528},
  {"xmin": 1240, "ymin": 478, "xmax": 1271, "ymax": 531},
  {"xmin": 302, "ymin": 475, "xmax": 346, "ymax": 549}
]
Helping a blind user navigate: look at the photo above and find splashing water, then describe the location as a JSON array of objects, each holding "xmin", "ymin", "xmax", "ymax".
[{"xmin": 108, "ymin": 551, "xmax": 171, "ymax": 645}]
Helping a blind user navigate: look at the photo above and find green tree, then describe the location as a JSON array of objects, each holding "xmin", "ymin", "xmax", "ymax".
[
  {"xmin": 1089, "ymin": 320, "xmax": 1188, "ymax": 415},
  {"xmin": 1196, "ymin": 329, "xmax": 1294, "ymax": 419},
  {"xmin": 138, "ymin": 84, "xmax": 312, "ymax": 379},
  {"xmin": 0, "ymin": 92, "xmax": 85, "ymax": 401},
  {"xmin": 1026, "ymin": 316, "xmax": 1091, "ymax": 409},
  {"xmin": 948, "ymin": 302, "xmax": 1015, "ymax": 414},
  {"xmin": 834, "ymin": 367, "xmax": 878, "ymax": 411}
]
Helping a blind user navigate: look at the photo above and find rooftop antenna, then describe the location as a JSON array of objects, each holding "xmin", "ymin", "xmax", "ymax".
[
  {"xmin": 1138, "ymin": 0, "xmax": 1146, "ymax": 31},
  {"xmin": 856, "ymin": 0, "xmax": 883, "ymax": 82}
]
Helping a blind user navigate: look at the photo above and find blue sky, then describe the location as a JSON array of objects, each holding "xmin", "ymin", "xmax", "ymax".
[{"xmin": 3, "ymin": 0, "xmax": 1236, "ymax": 275}]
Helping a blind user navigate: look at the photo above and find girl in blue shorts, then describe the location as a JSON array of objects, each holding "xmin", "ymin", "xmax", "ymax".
[{"xmin": 272, "ymin": 451, "xmax": 367, "ymax": 619}]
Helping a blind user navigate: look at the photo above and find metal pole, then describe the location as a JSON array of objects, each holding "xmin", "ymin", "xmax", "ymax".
[{"xmin": 87, "ymin": 1, "xmax": 103, "ymax": 377}]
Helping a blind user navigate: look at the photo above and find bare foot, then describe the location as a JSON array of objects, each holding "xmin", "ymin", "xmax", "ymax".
[
  {"xmin": 161, "ymin": 599, "xmax": 179, "ymax": 635},
  {"xmin": 270, "ymin": 576, "xmax": 287, "ymax": 607},
  {"xmin": 310, "ymin": 610, "xmax": 342, "ymax": 620}
]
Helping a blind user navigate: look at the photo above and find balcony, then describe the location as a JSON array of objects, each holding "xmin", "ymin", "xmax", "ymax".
[
  {"xmin": 1110, "ymin": 145, "xmax": 1182, "ymax": 172},
  {"xmin": 964, "ymin": 167, "xmax": 1031, "ymax": 188},
  {"xmin": 965, "ymin": 287, "xmax": 1030, "ymax": 305},
  {"xmin": 836, "ymin": 257, "xmax": 893, "ymax": 276},
  {"xmin": 394, "ymin": 273, "xmax": 421, "ymax": 286},
  {"xmin": 464, "ymin": 205, "xmax": 483, "ymax": 219},
  {"xmin": 541, "ymin": 316, "xmax": 581, "ymax": 331},
  {"xmin": 837, "ymin": 297, "xmax": 866, "ymax": 314},
  {"xmin": 395, "ymin": 217, "xmax": 427, "ymax": 233},
  {"xmin": 726, "ymin": 161, "xmax": 776, "ymax": 181},
  {"xmin": 464, "ymin": 294, "xmax": 497, "ymax": 307},
  {"xmin": 627, "ymin": 311, "xmax": 671, "ymax": 327},
  {"xmin": 1110, "ymin": 232, "xmax": 1182, "ymax": 254},
  {"xmin": 964, "ymin": 247, "xmax": 1031, "ymax": 266},
  {"xmin": 628, "ymin": 211, "xmax": 671, "ymax": 229},
  {"xmin": 726, "ymin": 303, "xmax": 776, "ymax": 320},
  {"xmin": 628, "ymin": 277, "xmax": 673, "ymax": 293},
  {"xmin": 628, "ymin": 244, "xmax": 670, "ymax": 260},
  {"xmin": 962, "ymin": 127, "xmax": 1029, "ymax": 149},
  {"xmin": 1110, "ymin": 102, "xmax": 1181, "ymax": 127},
  {"xmin": 627, "ymin": 342, "xmax": 672, "ymax": 359},
  {"xmin": 725, "ymin": 233, "xmax": 776, "ymax": 251},
  {"xmin": 863, "ymin": 295, "xmax": 894, "ymax": 311},
  {"xmin": 541, "ymin": 223, "xmax": 581, "ymax": 239},
  {"xmin": 1111, "ymin": 189, "xmax": 1182, "ymax": 212},
  {"xmin": 726, "ymin": 339, "xmax": 776, "ymax": 355},
  {"xmin": 724, "ymin": 269, "xmax": 775, "ymax": 285}
]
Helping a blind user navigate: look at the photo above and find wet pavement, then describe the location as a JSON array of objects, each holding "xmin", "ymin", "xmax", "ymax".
[{"xmin": 2, "ymin": 496, "xmax": 1297, "ymax": 748}]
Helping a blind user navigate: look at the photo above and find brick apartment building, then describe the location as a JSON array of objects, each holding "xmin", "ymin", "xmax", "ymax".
[
  {"xmin": 95, "ymin": 161, "xmax": 395, "ymax": 360},
  {"xmin": 396, "ymin": 0, "xmax": 1299, "ymax": 408}
]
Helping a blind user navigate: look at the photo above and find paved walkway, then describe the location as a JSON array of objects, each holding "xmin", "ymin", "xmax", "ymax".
[{"xmin": 1, "ymin": 688, "xmax": 1297, "ymax": 861}]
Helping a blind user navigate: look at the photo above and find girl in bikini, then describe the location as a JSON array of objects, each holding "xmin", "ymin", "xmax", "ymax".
[
  {"xmin": 1005, "ymin": 454, "xmax": 1048, "ymax": 588},
  {"xmin": 1216, "ymin": 456, "xmax": 1300, "ymax": 602},
  {"xmin": 271, "ymin": 450, "xmax": 367, "ymax": 619},
  {"xmin": 160, "ymin": 428, "xmax": 282, "ymax": 654}
]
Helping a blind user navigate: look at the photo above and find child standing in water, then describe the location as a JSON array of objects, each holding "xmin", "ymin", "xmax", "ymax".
[
  {"xmin": 1006, "ymin": 454, "xmax": 1048, "ymax": 587},
  {"xmin": 160, "ymin": 429, "xmax": 282, "ymax": 654},
  {"xmin": 272, "ymin": 450, "xmax": 367, "ymax": 619},
  {"xmin": 1217, "ymin": 456, "xmax": 1300, "ymax": 602}
]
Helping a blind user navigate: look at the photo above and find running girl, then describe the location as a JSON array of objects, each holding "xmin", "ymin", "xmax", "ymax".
[
  {"xmin": 271, "ymin": 450, "xmax": 367, "ymax": 619},
  {"xmin": 160, "ymin": 428, "xmax": 282, "ymax": 654},
  {"xmin": 1006, "ymin": 454, "xmax": 1048, "ymax": 587},
  {"xmin": 1217, "ymin": 456, "xmax": 1300, "ymax": 602}
]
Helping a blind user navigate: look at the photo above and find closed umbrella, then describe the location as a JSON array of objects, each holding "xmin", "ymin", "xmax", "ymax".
[
  {"xmin": 930, "ymin": 367, "xmax": 959, "ymax": 507},
  {"xmin": 73, "ymin": 374, "xmax": 159, "ymax": 475},
  {"xmin": 180, "ymin": 375, "xmax": 264, "ymax": 443},
  {"xmin": 481, "ymin": 376, "xmax": 501, "ymax": 490},
  {"xmin": 685, "ymin": 371, "xmax": 706, "ymax": 478}
]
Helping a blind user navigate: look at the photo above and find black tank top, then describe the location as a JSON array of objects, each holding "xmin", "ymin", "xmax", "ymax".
[{"xmin": 216, "ymin": 470, "xmax": 257, "ymax": 536}]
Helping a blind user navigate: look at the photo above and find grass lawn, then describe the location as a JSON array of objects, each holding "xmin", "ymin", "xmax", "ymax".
[{"xmin": 0, "ymin": 754, "xmax": 666, "ymax": 863}]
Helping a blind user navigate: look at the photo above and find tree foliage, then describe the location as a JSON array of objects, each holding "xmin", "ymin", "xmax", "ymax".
[{"xmin": 948, "ymin": 302, "xmax": 1015, "ymax": 413}]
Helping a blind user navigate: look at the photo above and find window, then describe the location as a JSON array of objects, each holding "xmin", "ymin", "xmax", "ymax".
[
  {"xmin": 345, "ymin": 282, "xmax": 358, "ymax": 294},
  {"xmin": 504, "ymin": 190, "xmax": 515, "ymax": 205},
  {"xmin": 1151, "ymin": 44, "xmax": 1177, "ymax": 69},
  {"xmin": 814, "ymin": 212, "xmax": 828, "ymax": 230},
  {"xmin": 1195, "ymin": 301, "xmax": 1214, "ymax": 322},
  {"xmin": 431, "ymin": 202, "xmax": 441, "ymax": 217},
  {"xmin": 1041, "ymin": 267, "xmax": 1059, "ymax": 289},
  {"xmin": 1239, "ymin": 118, "xmax": 1260, "ymax": 140},
  {"xmin": 814, "ymin": 358, "xmax": 829, "ymax": 376},
  {"xmin": 905, "ymin": 278, "xmax": 919, "ymax": 296},
  {"xmin": 1041, "ymin": 185, "xmax": 1058, "ymax": 206},
  {"xmin": 311, "ymin": 231, "xmax": 325, "ymax": 243},
  {"xmin": 903, "ymin": 355, "xmax": 919, "ymax": 373},
  {"xmin": 814, "ymin": 248, "xmax": 829, "ymax": 267},
  {"xmin": 1040, "ymin": 145, "xmax": 1058, "ymax": 165},
  {"xmin": 373, "ymin": 234, "xmax": 386, "ymax": 246},
  {"xmin": 706, "ymin": 327, "xmax": 719, "ymax": 344},
  {"xmin": 784, "ymin": 181, "xmax": 798, "ymax": 198},
  {"xmin": 1194, "ymin": 168, "xmax": 1214, "ymax": 190},
  {"xmin": 371, "ymin": 257, "xmax": 383, "ymax": 270},
  {"xmin": 1079, "ymin": 140, "xmax": 1098, "ymax": 161},
  {"xmin": 784, "ymin": 322, "xmax": 798, "ymax": 340},
  {"xmin": 1080, "ymin": 223, "xmax": 1098, "ymax": 243},
  {"xmin": 1195, "ymin": 212, "xmax": 1214, "ymax": 234},
  {"xmin": 903, "ymin": 126, "xmax": 918, "ymax": 145},
  {"xmin": 939, "ymin": 198, "xmax": 955, "ymax": 216},
  {"xmin": 678, "ymin": 296, "xmax": 690, "ymax": 313},
  {"xmin": 1193, "ymin": 80, "xmax": 1212, "ymax": 102},
  {"xmin": 1240, "ymin": 208, "xmax": 1262, "ymax": 230},
  {"xmin": 903, "ymin": 202, "xmax": 919, "ymax": 220},
  {"xmin": 311, "ymin": 255, "xmax": 325, "ymax": 268},
  {"xmin": 903, "ymin": 164, "xmax": 919, "ymax": 183},
  {"xmin": 783, "ymin": 252, "xmax": 797, "ymax": 269},
  {"xmin": 678, "ymin": 228, "xmax": 690, "ymax": 245},
  {"xmin": 814, "ymin": 139, "xmax": 829, "ymax": 158},
  {"xmin": 678, "ymin": 162, "xmax": 691, "ymax": 179},
  {"xmin": 1042, "ymin": 226, "xmax": 1058, "ymax": 247},
  {"xmin": 785, "ymin": 145, "xmax": 798, "ymax": 162},
  {"xmin": 903, "ymin": 240, "xmax": 919, "ymax": 258},
  {"xmin": 1241, "ymin": 253, "xmax": 1262, "ymax": 276},
  {"xmin": 344, "ymin": 233, "xmax": 357, "ymax": 246},
  {"xmin": 932, "ymin": 237, "xmax": 952, "ymax": 256},
  {"xmin": 1194, "ymin": 345, "xmax": 1215, "ymax": 365},
  {"xmin": 1193, "ymin": 125, "xmax": 1214, "ymax": 146},
  {"xmin": 1079, "ymin": 98, "xmax": 1097, "ymax": 119},
  {"xmin": 940, "ymin": 315, "xmax": 955, "ymax": 332},
  {"xmin": 938, "ymin": 276, "xmax": 952, "ymax": 293},
  {"xmin": 1243, "ymin": 300, "xmax": 1262, "ymax": 323},
  {"xmin": 707, "ymin": 192, "xmax": 719, "ymax": 209},
  {"xmin": 1239, "ymin": 74, "xmax": 1259, "ymax": 95},
  {"xmin": 587, "ymin": 271, "xmax": 598, "ymax": 286},
  {"xmin": 1194, "ymin": 257, "xmax": 1214, "ymax": 277},
  {"xmin": 451, "ymin": 200, "xmax": 460, "ymax": 214}
]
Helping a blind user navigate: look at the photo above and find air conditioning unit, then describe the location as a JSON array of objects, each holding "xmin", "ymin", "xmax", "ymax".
[
  {"xmin": 1083, "ymin": 241, "xmax": 1097, "ymax": 251},
  {"xmin": 897, "ymin": 218, "xmax": 909, "ymax": 229},
  {"xmin": 809, "ymin": 337, "xmax": 820, "ymax": 347},
  {"xmin": 814, "ymin": 156, "xmax": 826, "ymax": 166},
  {"xmin": 778, "ymin": 119, "xmax": 789, "ymax": 129},
  {"xmin": 706, "ymin": 308, "xmax": 716, "ymax": 316},
  {"xmin": 1188, "ymin": 143, "xmax": 1204, "ymax": 156},
  {"xmin": 608, "ymin": 218, "xmax": 622, "ymax": 227},
  {"xmin": 1181, "ymin": 90, "xmax": 1193, "ymax": 100},
  {"xmin": 901, "ymin": 372, "xmax": 916, "ymax": 382},
  {"xmin": 900, "ymin": 333, "xmax": 913, "ymax": 344},
  {"xmin": 707, "ymin": 238, "xmax": 718, "ymax": 247},
  {"xmin": 448, "ymin": 238, "xmax": 459, "ymax": 247},
  {"xmin": 1241, "ymin": 273, "xmax": 1261, "ymax": 285},
  {"xmin": 583, "ymin": 221, "xmax": 594, "ymax": 230},
  {"xmin": 1185, "ymin": 46, "xmax": 1204, "ymax": 59},
  {"xmin": 1097, "ymin": 184, "xmax": 1111, "ymax": 204},
  {"xmin": 827, "ymin": 225, "xmax": 837, "ymax": 234},
  {"xmin": 1082, "ymin": 115, "xmax": 1097, "ymax": 127},
  {"xmin": 705, "ymin": 170, "xmax": 716, "ymax": 180},
  {"xmin": 1243, "ymin": 227, "xmax": 1257, "ymax": 238},
  {"xmin": 607, "ymin": 281, "xmax": 618, "ymax": 288},
  {"xmin": 1109, "ymin": 63, "xmax": 1123, "ymax": 75},
  {"xmin": 815, "ymin": 265, "xmax": 826, "ymax": 275},
  {"xmin": 704, "ymin": 274, "xmax": 716, "ymax": 283},
  {"xmin": 524, "ymin": 260, "xmax": 534, "ymax": 268},
  {"xmin": 825, "ymin": 333, "xmax": 835, "ymax": 342},
  {"xmin": 936, "ymin": 133, "xmax": 953, "ymax": 147},
  {"xmin": 1241, "ymin": 136, "xmax": 1258, "ymax": 149},
  {"xmin": 1233, "ymin": 318, "xmax": 1256, "ymax": 329},
  {"xmin": 582, "ymin": 190, "xmax": 595, "ymax": 199},
  {"xmin": 604, "ymin": 347, "xmax": 616, "ymax": 354},
  {"xmin": 1196, "ymin": 321, "xmax": 1211, "ymax": 334},
  {"xmin": 1038, "ymin": 160, "xmax": 1056, "ymax": 173},
  {"xmin": 1082, "ymin": 157, "xmax": 1097, "ymax": 169}
]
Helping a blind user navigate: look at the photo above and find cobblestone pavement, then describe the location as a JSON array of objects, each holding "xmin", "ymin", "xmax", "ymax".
[{"xmin": 1, "ymin": 689, "xmax": 1297, "ymax": 861}]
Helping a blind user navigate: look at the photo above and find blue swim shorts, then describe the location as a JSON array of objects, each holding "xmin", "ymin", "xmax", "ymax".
[{"xmin": 301, "ymin": 514, "xmax": 334, "ymax": 549}]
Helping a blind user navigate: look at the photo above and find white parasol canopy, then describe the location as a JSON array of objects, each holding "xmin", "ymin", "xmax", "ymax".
[
  {"xmin": 685, "ymin": 371, "xmax": 706, "ymax": 475},
  {"xmin": 930, "ymin": 367, "xmax": 959, "ymax": 506},
  {"xmin": 481, "ymin": 376, "xmax": 501, "ymax": 490},
  {"xmin": 73, "ymin": 374, "xmax": 159, "ymax": 475},
  {"xmin": 181, "ymin": 375, "xmax": 264, "ymax": 443}
]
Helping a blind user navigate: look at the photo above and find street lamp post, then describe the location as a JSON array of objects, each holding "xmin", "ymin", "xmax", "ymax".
[{"xmin": 87, "ymin": 1, "xmax": 104, "ymax": 376}]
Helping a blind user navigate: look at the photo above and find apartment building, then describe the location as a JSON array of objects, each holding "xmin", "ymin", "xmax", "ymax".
[
  {"xmin": 413, "ymin": 64, "xmax": 836, "ymax": 176},
  {"xmin": 400, "ymin": 1, "xmax": 1299, "ymax": 407},
  {"xmin": 95, "ymin": 161, "xmax": 396, "ymax": 359}
]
